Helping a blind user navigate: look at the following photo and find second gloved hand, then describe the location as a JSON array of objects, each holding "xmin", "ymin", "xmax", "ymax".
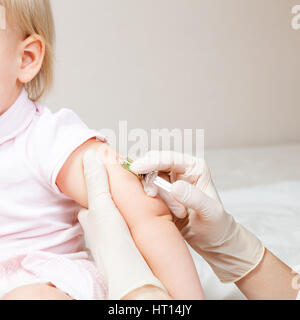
[{"xmin": 78, "ymin": 150, "xmax": 166, "ymax": 300}]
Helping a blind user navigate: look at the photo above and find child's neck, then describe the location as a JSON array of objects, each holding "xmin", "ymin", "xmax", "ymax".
[{"xmin": 0, "ymin": 87, "xmax": 23, "ymax": 116}]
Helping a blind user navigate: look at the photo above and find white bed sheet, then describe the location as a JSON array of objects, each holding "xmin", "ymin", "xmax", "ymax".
[{"xmin": 189, "ymin": 143, "xmax": 300, "ymax": 300}]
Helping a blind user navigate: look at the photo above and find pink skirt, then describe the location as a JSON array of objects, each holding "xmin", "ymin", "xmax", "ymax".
[{"xmin": 0, "ymin": 251, "xmax": 108, "ymax": 300}]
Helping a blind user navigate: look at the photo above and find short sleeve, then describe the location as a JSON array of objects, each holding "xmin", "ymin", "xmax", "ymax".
[{"xmin": 26, "ymin": 106, "xmax": 107, "ymax": 194}]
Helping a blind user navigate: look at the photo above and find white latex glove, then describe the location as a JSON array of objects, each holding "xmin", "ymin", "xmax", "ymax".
[
  {"xmin": 131, "ymin": 151, "xmax": 221, "ymax": 219},
  {"xmin": 78, "ymin": 150, "xmax": 166, "ymax": 300},
  {"xmin": 131, "ymin": 151, "xmax": 265, "ymax": 283}
]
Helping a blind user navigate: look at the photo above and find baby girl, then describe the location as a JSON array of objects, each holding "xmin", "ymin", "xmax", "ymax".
[{"xmin": 0, "ymin": 0, "xmax": 204, "ymax": 300}]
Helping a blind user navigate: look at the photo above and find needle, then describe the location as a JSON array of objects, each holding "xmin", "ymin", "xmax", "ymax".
[{"xmin": 120, "ymin": 158, "xmax": 172, "ymax": 193}]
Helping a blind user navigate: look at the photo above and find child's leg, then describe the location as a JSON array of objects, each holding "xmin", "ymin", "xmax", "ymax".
[
  {"xmin": 2, "ymin": 284, "xmax": 172, "ymax": 301},
  {"xmin": 122, "ymin": 285, "xmax": 172, "ymax": 300},
  {"xmin": 1, "ymin": 283, "xmax": 74, "ymax": 300}
]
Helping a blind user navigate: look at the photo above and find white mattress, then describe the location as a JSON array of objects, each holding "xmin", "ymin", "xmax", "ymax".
[{"xmin": 189, "ymin": 143, "xmax": 300, "ymax": 299}]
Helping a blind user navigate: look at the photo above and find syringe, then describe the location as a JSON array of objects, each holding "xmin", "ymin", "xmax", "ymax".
[{"xmin": 120, "ymin": 158, "xmax": 172, "ymax": 193}]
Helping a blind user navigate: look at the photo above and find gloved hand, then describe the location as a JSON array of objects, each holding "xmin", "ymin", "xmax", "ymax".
[
  {"xmin": 131, "ymin": 151, "xmax": 221, "ymax": 219},
  {"xmin": 78, "ymin": 150, "xmax": 166, "ymax": 300},
  {"xmin": 131, "ymin": 151, "xmax": 265, "ymax": 283}
]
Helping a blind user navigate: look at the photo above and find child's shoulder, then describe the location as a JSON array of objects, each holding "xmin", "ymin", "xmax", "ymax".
[
  {"xmin": 23, "ymin": 102, "xmax": 105, "ymax": 194},
  {"xmin": 26, "ymin": 103, "xmax": 98, "ymax": 151},
  {"xmin": 32, "ymin": 103, "xmax": 87, "ymax": 132}
]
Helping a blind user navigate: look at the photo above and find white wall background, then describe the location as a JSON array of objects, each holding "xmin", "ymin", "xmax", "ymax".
[{"xmin": 45, "ymin": 0, "xmax": 300, "ymax": 149}]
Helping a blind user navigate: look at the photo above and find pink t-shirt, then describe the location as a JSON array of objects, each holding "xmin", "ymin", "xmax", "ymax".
[{"xmin": 0, "ymin": 89, "xmax": 106, "ymax": 262}]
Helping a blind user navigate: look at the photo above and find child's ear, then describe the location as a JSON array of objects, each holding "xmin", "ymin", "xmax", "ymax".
[{"xmin": 17, "ymin": 34, "xmax": 45, "ymax": 84}]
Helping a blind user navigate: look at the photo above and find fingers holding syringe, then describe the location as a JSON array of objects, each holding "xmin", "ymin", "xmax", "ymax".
[
  {"xmin": 140, "ymin": 171, "xmax": 187, "ymax": 219},
  {"xmin": 130, "ymin": 151, "xmax": 195, "ymax": 176},
  {"xmin": 158, "ymin": 188, "xmax": 187, "ymax": 219}
]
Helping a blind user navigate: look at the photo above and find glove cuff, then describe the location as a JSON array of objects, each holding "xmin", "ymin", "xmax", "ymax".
[{"xmin": 196, "ymin": 222, "xmax": 265, "ymax": 283}]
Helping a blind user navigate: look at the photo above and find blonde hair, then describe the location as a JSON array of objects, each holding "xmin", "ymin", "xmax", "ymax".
[{"xmin": 1, "ymin": 0, "xmax": 55, "ymax": 101}]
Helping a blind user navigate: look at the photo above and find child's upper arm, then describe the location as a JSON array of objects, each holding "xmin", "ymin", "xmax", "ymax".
[
  {"xmin": 56, "ymin": 139, "xmax": 172, "ymax": 225},
  {"xmin": 56, "ymin": 138, "xmax": 101, "ymax": 208}
]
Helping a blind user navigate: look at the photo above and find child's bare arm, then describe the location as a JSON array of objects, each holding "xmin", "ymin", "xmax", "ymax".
[{"xmin": 56, "ymin": 139, "xmax": 205, "ymax": 299}]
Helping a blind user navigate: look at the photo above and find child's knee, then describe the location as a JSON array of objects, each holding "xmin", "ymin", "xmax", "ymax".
[
  {"xmin": 1, "ymin": 283, "xmax": 73, "ymax": 300},
  {"xmin": 122, "ymin": 285, "xmax": 172, "ymax": 300}
]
